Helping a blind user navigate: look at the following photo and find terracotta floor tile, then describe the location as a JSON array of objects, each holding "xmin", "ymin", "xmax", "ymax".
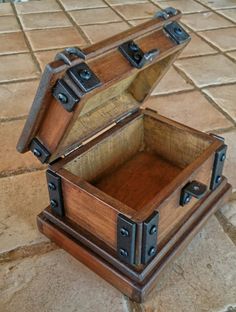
[
  {"xmin": 0, "ymin": 119, "xmax": 44, "ymax": 174},
  {"xmin": 0, "ymin": 170, "xmax": 49, "ymax": 256},
  {"xmin": 0, "ymin": 32, "xmax": 29, "ymax": 55},
  {"xmin": 59, "ymin": 0, "xmax": 107, "ymax": 10},
  {"xmin": 0, "ymin": 81, "xmax": 38, "ymax": 120},
  {"xmin": 175, "ymin": 54, "xmax": 236, "ymax": 87},
  {"xmin": 151, "ymin": 67, "xmax": 194, "ymax": 95},
  {"xmin": 142, "ymin": 217, "xmax": 236, "ymax": 312},
  {"xmin": 15, "ymin": 0, "xmax": 62, "ymax": 14},
  {"xmin": 35, "ymin": 49, "xmax": 63, "ymax": 71},
  {"xmin": 19, "ymin": 12, "xmax": 71, "ymax": 30},
  {"xmin": 199, "ymin": 28, "xmax": 236, "ymax": 52},
  {"xmin": 0, "ymin": 3, "xmax": 14, "ymax": 16},
  {"xmin": 198, "ymin": 0, "xmax": 236, "ymax": 9},
  {"xmin": 146, "ymin": 91, "xmax": 233, "ymax": 132},
  {"xmin": 203, "ymin": 84, "xmax": 236, "ymax": 122},
  {"xmin": 0, "ymin": 53, "xmax": 40, "ymax": 83},
  {"xmin": 218, "ymin": 8, "xmax": 236, "ymax": 23},
  {"xmin": 227, "ymin": 51, "xmax": 236, "ymax": 61},
  {"xmin": 181, "ymin": 12, "xmax": 233, "ymax": 31},
  {"xmin": 0, "ymin": 250, "xmax": 126, "ymax": 312},
  {"xmin": 154, "ymin": 0, "xmax": 207, "ymax": 13},
  {"xmin": 0, "ymin": 15, "xmax": 20, "ymax": 33},
  {"xmin": 107, "ymin": 0, "xmax": 148, "ymax": 5},
  {"xmin": 217, "ymin": 130, "xmax": 236, "ymax": 189},
  {"xmin": 26, "ymin": 27, "xmax": 86, "ymax": 51},
  {"xmin": 114, "ymin": 3, "xmax": 157, "ymax": 20},
  {"xmin": 69, "ymin": 7, "xmax": 121, "ymax": 25},
  {"xmin": 81, "ymin": 22, "xmax": 130, "ymax": 43},
  {"xmin": 178, "ymin": 32, "xmax": 217, "ymax": 58}
]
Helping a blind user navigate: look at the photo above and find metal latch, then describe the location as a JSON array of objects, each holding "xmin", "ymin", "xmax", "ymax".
[
  {"xmin": 119, "ymin": 40, "xmax": 160, "ymax": 69},
  {"xmin": 55, "ymin": 47, "xmax": 86, "ymax": 65},
  {"xmin": 164, "ymin": 21, "xmax": 190, "ymax": 44},
  {"xmin": 154, "ymin": 7, "xmax": 178, "ymax": 20},
  {"xmin": 180, "ymin": 181, "xmax": 207, "ymax": 206}
]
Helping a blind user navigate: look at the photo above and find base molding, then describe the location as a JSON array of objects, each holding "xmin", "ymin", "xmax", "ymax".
[{"xmin": 37, "ymin": 180, "xmax": 231, "ymax": 303}]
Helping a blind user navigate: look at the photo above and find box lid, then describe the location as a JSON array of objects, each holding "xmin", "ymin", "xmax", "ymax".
[{"xmin": 17, "ymin": 7, "xmax": 190, "ymax": 164}]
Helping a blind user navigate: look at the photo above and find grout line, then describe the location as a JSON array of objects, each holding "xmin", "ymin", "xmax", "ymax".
[
  {"xmin": 0, "ymin": 167, "xmax": 46, "ymax": 179},
  {"xmin": 172, "ymin": 64, "xmax": 236, "ymax": 126},
  {"xmin": 56, "ymin": 0, "xmax": 91, "ymax": 45},
  {"xmin": 103, "ymin": 0, "xmax": 133, "ymax": 27},
  {"xmin": 10, "ymin": 2, "xmax": 42, "ymax": 74},
  {"xmin": 0, "ymin": 77, "xmax": 39, "ymax": 86},
  {"xmin": 0, "ymin": 115, "xmax": 28, "ymax": 123}
]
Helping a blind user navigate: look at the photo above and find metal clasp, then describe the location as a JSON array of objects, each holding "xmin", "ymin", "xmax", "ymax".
[{"xmin": 180, "ymin": 181, "xmax": 207, "ymax": 206}]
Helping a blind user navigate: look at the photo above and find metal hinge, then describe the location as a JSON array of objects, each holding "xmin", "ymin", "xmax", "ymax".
[
  {"xmin": 210, "ymin": 144, "xmax": 227, "ymax": 191},
  {"xmin": 141, "ymin": 211, "xmax": 159, "ymax": 264},
  {"xmin": 30, "ymin": 138, "xmax": 51, "ymax": 163},
  {"xmin": 164, "ymin": 21, "xmax": 190, "ymax": 45},
  {"xmin": 119, "ymin": 40, "xmax": 160, "ymax": 69},
  {"xmin": 46, "ymin": 170, "xmax": 64, "ymax": 217}
]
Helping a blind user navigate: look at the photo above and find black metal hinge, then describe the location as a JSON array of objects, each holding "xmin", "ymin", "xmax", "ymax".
[
  {"xmin": 46, "ymin": 169, "xmax": 64, "ymax": 217},
  {"xmin": 141, "ymin": 211, "xmax": 159, "ymax": 264},
  {"xmin": 30, "ymin": 138, "xmax": 51, "ymax": 163},
  {"xmin": 119, "ymin": 40, "xmax": 160, "ymax": 69},
  {"xmin": 164, "ymin": 21, "xmax": 190, "ymax": 45},
  {"xmin": 210, "ymin": 144, "xmax": 227, "ymax": 191},
  {"xmin": 117, "ymin": 214, "xmax": 136, "ymax": 265}
]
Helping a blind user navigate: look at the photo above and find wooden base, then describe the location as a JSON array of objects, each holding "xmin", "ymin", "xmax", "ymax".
[{"xmin": 37, "ymin": 180, "xmax": 231, "ymax": 303}]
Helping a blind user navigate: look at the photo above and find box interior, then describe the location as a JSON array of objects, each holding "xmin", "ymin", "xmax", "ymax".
[{"xmin": 63, "ymin": 114, "xmax": 212, "ymax": 212}]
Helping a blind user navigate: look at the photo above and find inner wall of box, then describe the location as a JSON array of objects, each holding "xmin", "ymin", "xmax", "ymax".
[{"xmin": 64, "ymin": 114, "xmax": 212, "ymax": 211}]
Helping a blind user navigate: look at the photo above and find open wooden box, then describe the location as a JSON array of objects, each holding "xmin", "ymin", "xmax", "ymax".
[{"xmin": 17, "ymin": 8, "xmax": 231, "ymax": 302}]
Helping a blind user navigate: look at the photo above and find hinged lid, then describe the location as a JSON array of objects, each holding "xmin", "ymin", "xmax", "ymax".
[{"xmin": 17, "ymin": 7, "xmax": 190, "ymax": 163}]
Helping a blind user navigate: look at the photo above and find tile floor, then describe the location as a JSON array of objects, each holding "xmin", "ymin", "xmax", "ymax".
[{"xmin": 0, "ymin": 0, "xmax": 235, "ymax": 311}]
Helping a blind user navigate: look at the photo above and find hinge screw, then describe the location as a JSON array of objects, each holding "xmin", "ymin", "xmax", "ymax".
[
  {"xmin": 119, "ymin": 248, "xmax": 128, "ymax": 257},
  {"xmin": 133, "ymin": 52, "xmax": 142, "ymax": 61},
  {"xmin": 50, "ymin": 199, "xmax": 58, "ymax": 208},
  {"xmin": 79, "ymin": 69, "xmax": 91, "ymax": 80},
  {"xmin": 174, "ymin": 26, "xmax": 183, "ymax": 35},
  {"xmin": 120, "ymin": 228, "xmax": 129, "ymax": 237},
  {"xmin": 33, "ymin": 148, "xmax": 41, "ymax": 157},
  {"xmin": 148, "ymin": 247, "xmax": 156, "ymax": 257},
  {"xmin": 58, "ymin": 93, "xmax": 68, "ymax": 104},
  {"xmin": 221, "ymin": 154, "xmax": 226, "ymax": 161},
  {"xmin": 184, "ymin": 195, "xmax": 191, "ymax": 205},
  {"xmin": 129, "ymin": 42, "xmax": 139, "ymax": 52},
  {"xmin": 216, "ymin": 175, "xmax": 222, "ymax": 184},
  {"xmin": 48, "ymin": 182, "xmax": 56, "ymax": 191},
  {"xmin": 149, "ymin": 225, "xmax": 157, "ymax": 235}
]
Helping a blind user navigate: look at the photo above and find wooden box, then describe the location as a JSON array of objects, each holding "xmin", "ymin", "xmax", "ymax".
[{"xmin": 17, "ymin": 8, "xmax": 231, "ymax": 302}]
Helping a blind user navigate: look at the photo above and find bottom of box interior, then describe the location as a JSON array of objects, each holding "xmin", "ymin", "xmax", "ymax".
[{"xmin": 94, "ymin": 151, "xmax": 181, "ymax": 211}]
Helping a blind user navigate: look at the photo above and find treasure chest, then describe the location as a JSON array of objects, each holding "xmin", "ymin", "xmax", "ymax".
[{"xmin": 17, "ymin": 8, "xmax": 231, "ymax": 303}]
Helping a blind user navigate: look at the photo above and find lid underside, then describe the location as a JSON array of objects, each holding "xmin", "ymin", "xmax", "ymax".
[{"xmin": 17, "ymin": 10, "xmax": 190, "ymax": 163}]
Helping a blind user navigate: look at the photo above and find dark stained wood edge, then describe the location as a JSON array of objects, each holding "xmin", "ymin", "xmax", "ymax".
[
  {"xmin": 37, "ymin": 181, "xmax": 231, "ymax": 302},
  {"xmin": 37, "ymin": 178, "xmax": 231, "ymax": 288}
]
